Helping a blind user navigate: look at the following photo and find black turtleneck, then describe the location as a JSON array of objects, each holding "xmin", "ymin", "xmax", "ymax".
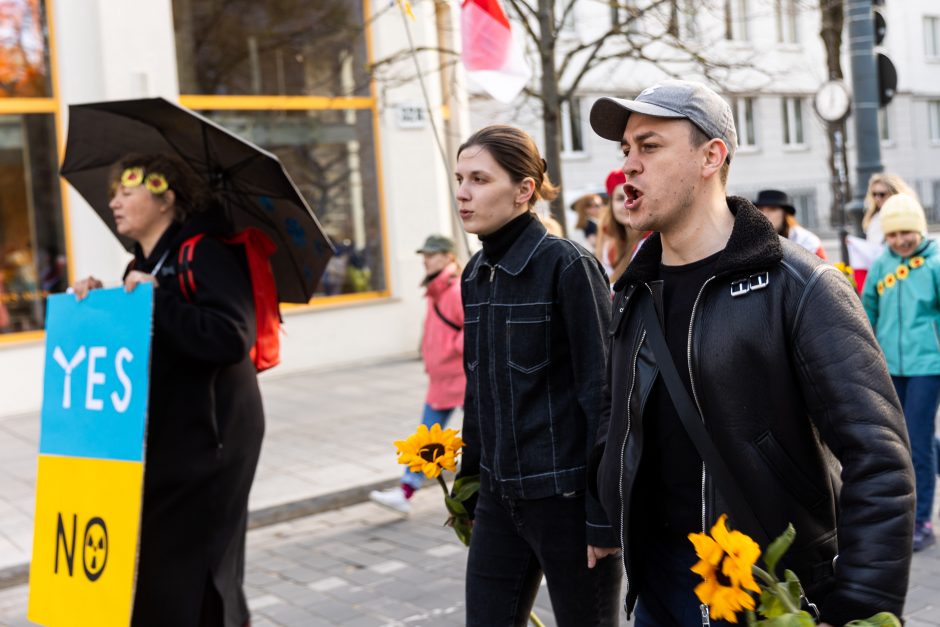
[{"xmin": 480, "ymin": 211, "xmax": 535, "ymax": 264}]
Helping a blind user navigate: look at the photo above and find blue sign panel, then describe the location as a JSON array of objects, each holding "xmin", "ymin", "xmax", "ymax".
[{"xmin": 39, "ymin": 285, "xmax": 153, "ymax": 462}]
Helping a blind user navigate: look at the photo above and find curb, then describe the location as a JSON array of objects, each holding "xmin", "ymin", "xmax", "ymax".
[{"xmin": 0, "ymin": 476, "xmax": 400, "ymax": 591}]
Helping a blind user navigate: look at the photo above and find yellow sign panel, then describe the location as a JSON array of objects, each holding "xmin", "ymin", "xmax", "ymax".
[{"xmin": 28, "ymin": 455, "xmax": 144, "ymax": 627}]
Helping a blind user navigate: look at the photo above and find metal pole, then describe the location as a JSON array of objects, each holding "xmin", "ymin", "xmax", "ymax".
[{"xmin": 845, "ymin": 0, "xmax": 884, "ymax": 237}]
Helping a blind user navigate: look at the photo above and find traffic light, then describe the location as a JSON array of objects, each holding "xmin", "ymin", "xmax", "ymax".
[{"xmin": 872, "ymin": 1, "xmax": 897, "ymax": 107}]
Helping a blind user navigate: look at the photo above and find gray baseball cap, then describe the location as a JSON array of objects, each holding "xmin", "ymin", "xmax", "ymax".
[
  {"xmin": 416, "ymin": 234, "xmax": 455, "ymax": 254},
  {"xmin": 590, "ymin": 80, "xmax": 738, "ymax": 162}
]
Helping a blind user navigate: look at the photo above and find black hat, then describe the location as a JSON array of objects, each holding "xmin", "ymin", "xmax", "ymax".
[{"xmin": 753, "ymin": 189, "xmax": 795, "ymax": 215}]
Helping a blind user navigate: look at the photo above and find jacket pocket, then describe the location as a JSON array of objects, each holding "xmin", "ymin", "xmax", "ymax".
[
  {"xmin": 753, "ymin": 431, "xmax": 826, "ymax": 511},
  {"xmin": 464, "ymin": 306, "xmax": 480, "ymax": 372},
  {"xmin": 506, "ymin": 304, "xmax": 550, "ymax": 373}
]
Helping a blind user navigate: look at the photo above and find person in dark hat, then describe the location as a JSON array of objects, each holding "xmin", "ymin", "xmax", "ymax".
[
  {"xmin": 370, "ymin": 234, "xmax": 465, "ymax": 514},
  {"xmin": 588, "ymin": 79, "xmax": 913, "ymax": 626},
  {"xmin": 754, "ymin": 189, "xmax": 827, "ymax": 259}
]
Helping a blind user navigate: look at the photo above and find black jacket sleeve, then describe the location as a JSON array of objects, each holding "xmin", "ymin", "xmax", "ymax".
[
  {"xmin": 558, "ymin": 254, "xmax": 618, "ymax": 547},
  {"xmin": 154, "ymin": 237, "xmax": 255, "ymax": 365},
  {"xmin": 792, "ymin": 265, "xmax": 914, "ymax": 625}
]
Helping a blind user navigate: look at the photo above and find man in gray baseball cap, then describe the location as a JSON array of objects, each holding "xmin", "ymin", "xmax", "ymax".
[{"xmin": 588, "ymin": 79, "xmax": 914, "ymax": 626}]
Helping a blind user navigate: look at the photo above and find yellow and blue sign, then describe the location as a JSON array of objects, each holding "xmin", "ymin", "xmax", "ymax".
[{"xmin": 29, "ymin": 285, "xmax": 153, "ymax": 627}]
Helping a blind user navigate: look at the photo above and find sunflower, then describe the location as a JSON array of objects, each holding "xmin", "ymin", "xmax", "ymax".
[
  {"xmin": 120, "ymin": 167, "xmax": 144, "ymax": 187},
  {"xmin": 884, "ymin": 273, "xmax": 896, "ymax": 288},
  {"xmin": 877, "ymin": 280, "xmax": 885, "ymax": 296},
  {"xmin": 910, "ymin": 256, "xmax": 926, "ymax": 269},
  {"xmin": 688, "ymin": 514, "xmax": 761, "ymax": 624},
  {"xmin": 896, "ymin": 264, "xmax": 909, "ymax": 280},
  {"xmin": 394, "ymin": 423, "xmax": 464, "ymax": 479},
  {"xmin": 144, "ymin": 172, "xmax": 169, "ymax": 194}
]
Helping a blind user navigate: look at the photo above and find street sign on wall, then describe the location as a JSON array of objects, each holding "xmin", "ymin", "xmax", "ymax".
[{"xmin": 28, "ymin": 285, "xmax": 153, "ymax": 627}]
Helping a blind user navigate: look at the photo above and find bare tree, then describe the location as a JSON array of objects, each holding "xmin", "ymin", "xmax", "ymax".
[
  {"xmin": 369, "ymin": 0, "xmax": 766, "ymax": 229},
  {"xmin": 818, "ymin": 0, "xmax": 851, "ymax": 236}
]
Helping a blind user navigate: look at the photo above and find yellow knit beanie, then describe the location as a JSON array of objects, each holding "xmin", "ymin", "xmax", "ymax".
[{"xmin": 880, "ymin": 193, "xmax": 927, "ymax": 235}]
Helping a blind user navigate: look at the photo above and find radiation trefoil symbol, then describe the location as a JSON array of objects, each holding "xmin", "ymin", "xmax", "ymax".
[{"xmin": 82, "ymin": 517, "xmax": 108, "ymax": 582}]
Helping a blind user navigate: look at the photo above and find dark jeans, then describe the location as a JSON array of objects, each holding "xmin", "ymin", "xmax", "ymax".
[
  {"xmin": 892, "ymin": 375, "xmax": 940, "ymax": 524},
  {"xmin": 634, "ymin": 535, "xmax": 736, "ymax": 627},
  {"xmin": 466, "ymin": 483, "xmax": 622, "ymax": 627}
]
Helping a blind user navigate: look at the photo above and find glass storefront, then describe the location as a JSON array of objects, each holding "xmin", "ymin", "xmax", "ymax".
[
  {"xmin": 173, "ymin": 0, "xmax": 387, "ymax": 299},
  {"xmin": 0, "ymin": 0, "xmax": 67, "ymax": 336}
]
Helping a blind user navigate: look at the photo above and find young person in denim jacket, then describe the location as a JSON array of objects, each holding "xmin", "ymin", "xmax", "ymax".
[
  {"xmin": 454, "ymin": 125, "xmax": 621, "ymax": 626},
  {"xmin": 862, "ymin": 193, "xmax": 940, "ymax": 552}
]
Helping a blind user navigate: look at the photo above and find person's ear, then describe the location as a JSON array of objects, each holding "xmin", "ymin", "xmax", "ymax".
[
  {"xmin": 515, "ymin": 177, "xmax": 536, "ymax": 207},
  {"xmin": 160, "ymin": 189, "xmax": 176, "ymax": 213},
  {"xmin": 702, "ymin": 139, "xmax": 728, "ymax": 180}
]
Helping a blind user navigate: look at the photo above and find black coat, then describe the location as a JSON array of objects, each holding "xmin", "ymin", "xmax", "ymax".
[
  {"xmin": 128, "ymin": 214, "xmax": 264, "ymax": 627},
  {"xmin": 590, "ymin": 197, "xmax": 914, "ymax": 625}
]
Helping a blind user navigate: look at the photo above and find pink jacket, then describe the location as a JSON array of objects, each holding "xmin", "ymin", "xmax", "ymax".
[{"xmin": 422, "ymin": 263, "xmax": 466, "ymax": 409}]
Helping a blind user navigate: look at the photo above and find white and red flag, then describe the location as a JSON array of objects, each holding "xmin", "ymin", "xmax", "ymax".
[{"xmin": 460, "ymin": 0, "xmax": 531, "ymax": 103}]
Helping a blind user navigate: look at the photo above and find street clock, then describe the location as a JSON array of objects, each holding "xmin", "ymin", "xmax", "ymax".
[{"xmin": 813, "ymin": 80, "xmax": 852, "ymax": 123}]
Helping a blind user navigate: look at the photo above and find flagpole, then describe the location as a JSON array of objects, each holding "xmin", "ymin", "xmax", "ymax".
[{"xmin": 395, "ymin": 1, "xmax": 472, "ymax": 259}]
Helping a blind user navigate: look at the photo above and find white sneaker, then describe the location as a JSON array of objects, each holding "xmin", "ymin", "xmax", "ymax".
[{"xmin": 369, "ymin": 488, "xmax": 412, "ymax": 514}]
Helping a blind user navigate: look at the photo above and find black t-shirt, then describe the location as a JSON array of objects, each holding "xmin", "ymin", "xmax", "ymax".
[{"xmin": 634, "ymin": 250, "xmax": 721, "ymax": 543}]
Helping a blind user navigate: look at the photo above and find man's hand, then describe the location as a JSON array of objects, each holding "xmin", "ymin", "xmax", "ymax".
[
  {"xmin": 587, "ymin": 545, "xmax": 620, "ymax": 569},
  {"xmin": 124, "ymin": 271, "xmax": 158, "ymax": 293}
]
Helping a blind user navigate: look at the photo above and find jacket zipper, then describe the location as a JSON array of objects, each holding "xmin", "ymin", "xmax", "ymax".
[
  {"xmin": 687, "ymin": 276, "xmax": 716, "ymax": 534},
  {"xmin": 897, "ymin": 277, "xmax": 904, "ymax": 375},
  {"xmin": 619, "ymin": 328, "xmax": 646, "ymax": 614},
  {"xmin": 688, "ymin": 276, "xmax": 716, "ymax": 625}
]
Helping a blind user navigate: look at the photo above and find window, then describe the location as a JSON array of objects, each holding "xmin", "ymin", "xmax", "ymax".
[
  {"xmin": 878, "ymin": 104, "xmax": 891, "ymax": 142},
  {"xmin": 611, "ymin": 0, "xmax": 639, "ymax": 34},
  {"xmin": 561, "ymin": 97, "xmax": 584, "ymax": 154},
  {"xmin": 173, "ymin": 0, "xmax": 389, "ymax": 301},
  {"xmin": 929, "ymin": 100, "xmax": 940, "ymax": 143},
  {"xmin": 790, "ymin": 191, "xmax": 818, "ymax": 229},
  {"xmin": 781, "ymin": 97, "xmax": 805, "ymax": 146},
  {"xmin": 730, "ymin": 97, "xmax": 757, "ymax": 148},
  {"xmin": 930, "ymin": 181, "xmax": 940, "ymax": 223},
  {"xmin": 925, "ymin": 16, "xmax": 940, "ymax": 59},
  {"xmin": 724, "ymin": 0, "xmax": 749, "ymax": 41},
  {"xmin": 774, "ymin": 0, "xmax": 799, "ymax": 44},
  {"xmin": 680, "ymin": 0, "xmax": 698, "ymax": 40},
  {"xmin": 1, "ymin": 0, "xmax": 69, "ymax": 338}
]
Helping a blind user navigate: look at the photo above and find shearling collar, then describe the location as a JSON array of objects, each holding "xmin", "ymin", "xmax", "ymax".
[{"xmin": 614, "ymin": 196, "xmax": 783, "ymax": 292}]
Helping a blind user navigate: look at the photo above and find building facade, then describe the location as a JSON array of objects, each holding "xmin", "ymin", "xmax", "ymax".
[{"xmin": 0, "ymin": 0, "xmax": 466, "ymax": 417}]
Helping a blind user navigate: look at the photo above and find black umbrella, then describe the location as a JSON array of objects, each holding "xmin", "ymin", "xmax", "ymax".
[{"xmin": 60, "ymin": 97, "xmax": 334, "ymax": 303}]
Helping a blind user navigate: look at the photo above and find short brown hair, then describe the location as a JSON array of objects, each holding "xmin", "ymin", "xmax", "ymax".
[
  {"xmin": 109, "ymin": 153, "xmax": 206, "ymax": 222},
  {"xmin": 458, "ymin": 125, "xmax": 560, "ymax": 208},
  {"xmin": 689, "ymin": 123, "xmax": 730, "ymax": 186}
]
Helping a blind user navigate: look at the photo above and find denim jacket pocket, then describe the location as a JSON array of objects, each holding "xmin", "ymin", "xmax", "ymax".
[
  {"xmin": 464, "ymin": 306, "xmax": 481, "ymax": 371},
  {"xmin": 506, "ymin": 304, "xmax": 550, "ymax": 373}
]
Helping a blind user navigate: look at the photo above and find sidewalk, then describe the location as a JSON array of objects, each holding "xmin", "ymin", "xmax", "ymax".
[{"xmin": 0, "ymin": 356, "xmax": 447, "ymax": 583}]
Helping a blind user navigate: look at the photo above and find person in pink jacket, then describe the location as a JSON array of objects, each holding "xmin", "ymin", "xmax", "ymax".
[{"xmin": 370, "ymin": 234, "xmax": 465, "ymax": 514}]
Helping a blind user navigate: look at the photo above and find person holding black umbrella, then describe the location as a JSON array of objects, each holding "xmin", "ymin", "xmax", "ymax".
[{"xmin": 72, "ymin": 153, "xmax": 263, "ymax": 627}]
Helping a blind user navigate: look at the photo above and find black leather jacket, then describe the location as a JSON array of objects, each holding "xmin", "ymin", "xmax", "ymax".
[{"xmin": 590, "ymin": 197, "xmax": 914, "ymax": 625}]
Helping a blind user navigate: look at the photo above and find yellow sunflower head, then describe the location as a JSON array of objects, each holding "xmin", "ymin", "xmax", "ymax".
[
  {"xmin": 877, "ymin": 280, "xmax": 885, "ymax": 295},
  {"xmin": 393, "ymin": 423, "xmax": 464, "ymax": 479},
  {"xmin": 144, "ymin": 172, "xmax": 169, "ymax": 194},
  {"xmin": 688, "ymin": 514, "xmax": 761, "ymax": 624},
  {"xmin": 910, "ymin": 256, "xmax": 925, "ymax": 269},
  {"xmin": 896, "ymin": 265, "xmax": 909, "ymax": 280},
  {"xmin": 884, "ymin": 273, "xmax": 896, "ymax": 288},
  {"xmin": 120, "ymin": 167, "xmax": 144, "ymax": 188}
]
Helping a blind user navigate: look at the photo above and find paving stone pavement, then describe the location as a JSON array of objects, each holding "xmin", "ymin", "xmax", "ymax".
[{"xmin": 2, "ymin": 489, "xmax": 940, "ymax": 626}]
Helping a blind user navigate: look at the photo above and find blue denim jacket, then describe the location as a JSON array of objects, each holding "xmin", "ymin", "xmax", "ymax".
[{"xmin": 460, "ymin": 217, "xmax": 616, "ymax": 545}]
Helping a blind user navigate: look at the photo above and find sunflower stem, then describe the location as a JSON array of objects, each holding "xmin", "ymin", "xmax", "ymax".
[
  {"xmin": 437, "ymin": 475, "xmax": 450, "ymax": 498},
  {"xmin": 529, "ymin": 610, "xmax": 545, "ymax": 626},
  {"xmin": 752, "ymin": 565, "xmax": 777, "ymax": 587}
]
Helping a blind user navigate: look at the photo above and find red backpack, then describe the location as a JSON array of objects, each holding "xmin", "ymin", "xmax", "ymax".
[{"xmin": 177, "ymin": 227, "xmax": 281, "ymax": 372}]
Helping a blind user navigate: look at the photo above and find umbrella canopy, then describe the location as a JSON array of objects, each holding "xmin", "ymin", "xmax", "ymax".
[{"xmin": 60, "ymin": 97, "xmax": 334, "ymax": 303}]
